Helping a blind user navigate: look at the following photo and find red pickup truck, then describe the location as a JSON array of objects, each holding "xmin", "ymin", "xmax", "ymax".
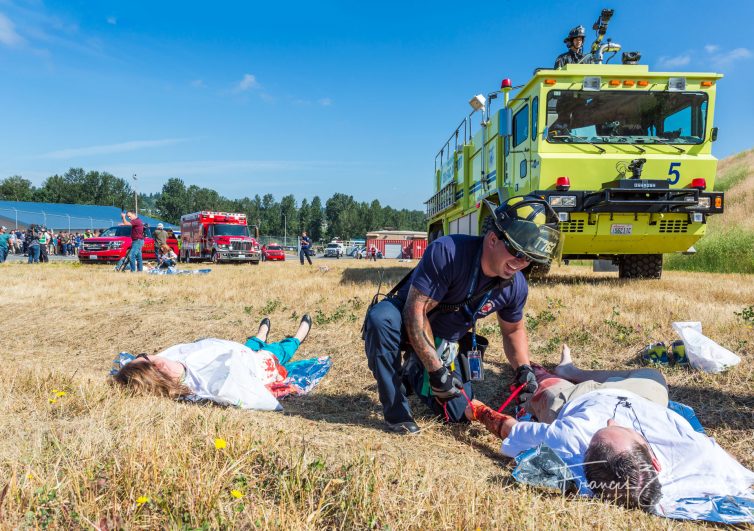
[{"xmin": 79, "ymin": 226, "xmax": 179, "ymax": 264}]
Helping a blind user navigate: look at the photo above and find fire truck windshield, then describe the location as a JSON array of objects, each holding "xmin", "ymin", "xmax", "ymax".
[
  {"xmin": 545, "ymin": 90, "xmax": 708, "ymax": 145},
  {"xmin": 213, "ymin": 224, "xmax": 250, "ymax": 237}
]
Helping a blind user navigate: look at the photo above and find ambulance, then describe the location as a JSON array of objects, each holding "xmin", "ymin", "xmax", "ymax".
[{"xmin": 180, "ymin": 211, "xmax": 261, "ymax": 264}]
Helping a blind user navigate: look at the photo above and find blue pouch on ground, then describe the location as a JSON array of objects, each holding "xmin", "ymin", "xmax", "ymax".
[
  {"xmin": 667, "ymin": 400, "xmax": 705, "ymax": 434},
  {"xmin": 660, "ymin": 495, "xmax": 754, "ymax": 524},
  {"xmin": 512, "ymin": 443, "xmax": 577, "ymax": 493},
  {"xmin": 284, "ymin": 356, "xmax": 332, "ymax": 394}
]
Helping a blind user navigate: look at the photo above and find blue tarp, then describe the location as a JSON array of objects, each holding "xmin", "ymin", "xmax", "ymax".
[{"xmin": 0, "ymin": 200, "xmax": 175, "ymax": 230}]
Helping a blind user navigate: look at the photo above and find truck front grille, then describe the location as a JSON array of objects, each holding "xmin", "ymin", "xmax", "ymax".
[
  {"xmin": 559, "ymin": 220, "xmax": 584, "ymax": 233},
  {"xmin": 229, "ymin": 241, "xmax": 252, "ymax": 251},
  {"xmin": 83, "ymin": 243, "xmax": 108, "ymax": 251},
  {"xmin": 659, "ymin": 220, "xmax": 689, "ymax": 233}
]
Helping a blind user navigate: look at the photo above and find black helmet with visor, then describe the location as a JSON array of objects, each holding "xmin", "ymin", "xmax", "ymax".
[
  {"xmin": 564, "ymin": 25, "xmax": 586, "ymax": 44},
  {"xmin": 484, "ymin": 195, "xmax": 562, "ymax": 264}
]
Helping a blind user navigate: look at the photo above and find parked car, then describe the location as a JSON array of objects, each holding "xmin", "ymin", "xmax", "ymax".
[
  {"xmin": 262, "ymin": 243, "xmax": 286, "ymax": 261},
  {"xmin": 79, "ymin": 226, "xmax": 179, "ymax": 264},
  {"xmin": 324, "ymin": 242, "xmax": 344, "ymax": 258}
]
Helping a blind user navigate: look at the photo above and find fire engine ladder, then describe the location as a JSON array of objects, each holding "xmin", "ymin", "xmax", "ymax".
[{"xmin": 425, "ymin": 182, "xmax": 457, "ymax": 219}]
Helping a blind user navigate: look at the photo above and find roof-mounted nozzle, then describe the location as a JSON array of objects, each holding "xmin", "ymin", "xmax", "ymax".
[{"xmin": 622, "ymin": 51, "xmax": 641, "ymax": 64}]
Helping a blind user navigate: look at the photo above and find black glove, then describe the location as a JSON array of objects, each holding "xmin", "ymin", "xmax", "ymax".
[
  {"xmin": 513, "ymin": 364, "xmax": 538, "ymax": 403},
  {"xmin": 428, "ymin": 366, "xmax": 463, "ymax": 403}
]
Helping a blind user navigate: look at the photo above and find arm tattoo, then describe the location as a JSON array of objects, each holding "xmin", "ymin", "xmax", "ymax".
[{"xmin": 404, "ymin": 286, "xmax": 443, "ymax": 372}]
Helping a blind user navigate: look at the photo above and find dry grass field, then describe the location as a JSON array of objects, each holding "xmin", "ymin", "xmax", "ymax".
[{"xmin": 0, "ymin": 258, "xmax": 752, "ymax": 529}]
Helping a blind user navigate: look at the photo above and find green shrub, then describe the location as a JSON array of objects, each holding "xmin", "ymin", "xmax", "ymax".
[{"xmin": 665, "ymin": 229, "xmax": 754, "ymax": 274}]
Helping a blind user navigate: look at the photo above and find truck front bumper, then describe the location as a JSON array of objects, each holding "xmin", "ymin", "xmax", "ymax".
[
  {"xmin": 534, "ymin": 186, "xmax": 724, "ymax": 257},
  {"xmin": 216, "ymin": 251, "xmax": 261, "ymax": 262}
]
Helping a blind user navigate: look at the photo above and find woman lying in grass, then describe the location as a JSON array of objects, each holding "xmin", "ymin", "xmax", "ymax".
[{"xmin": 112, "ymin": 315, "xmax": 315, "ymax": 410}]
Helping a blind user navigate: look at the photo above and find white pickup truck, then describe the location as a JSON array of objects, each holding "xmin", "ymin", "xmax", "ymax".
[{"xmin": 324, "ymin": 242, "xmax": 344, "ymax": 258}]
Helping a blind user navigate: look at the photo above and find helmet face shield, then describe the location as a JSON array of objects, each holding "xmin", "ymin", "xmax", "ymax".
[
  {"xmin": 503, "ymin": 222, "xmax": 561, "ymax": 264},
  {"xmin": 490, "ymin": 196, "xmax": 562, "ymax": 265}
]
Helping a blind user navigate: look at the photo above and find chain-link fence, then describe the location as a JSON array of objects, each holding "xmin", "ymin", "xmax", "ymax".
[{"xmin": 0, "ymin": 206, "xmax": 119, "ymax": 231}]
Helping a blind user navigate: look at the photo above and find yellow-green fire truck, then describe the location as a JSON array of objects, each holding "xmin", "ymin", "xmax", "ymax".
[{"xmin": 425, "ymin": 16, "xmax": 724, "ymax": 279}]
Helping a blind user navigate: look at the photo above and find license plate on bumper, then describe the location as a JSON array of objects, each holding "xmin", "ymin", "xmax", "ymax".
[{"xmin": 611, "ymin": 224, "xmax": 633, "ymax": 235}]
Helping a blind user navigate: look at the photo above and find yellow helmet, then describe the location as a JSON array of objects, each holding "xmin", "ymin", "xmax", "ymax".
[{"xmin": 486, "ymin": 195, "xmax": 562, "ymax": 264}]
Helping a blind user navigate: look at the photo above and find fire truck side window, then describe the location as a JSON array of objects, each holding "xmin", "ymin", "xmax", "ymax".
[{"xmin": 513, "ymin": 104, "xmax": 529, "ymax": 147}]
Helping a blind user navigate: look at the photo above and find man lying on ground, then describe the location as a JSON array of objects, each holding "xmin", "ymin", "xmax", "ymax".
[{"xmin": 465, "ymin": 345, "xmax": 754, "ymax": 513}]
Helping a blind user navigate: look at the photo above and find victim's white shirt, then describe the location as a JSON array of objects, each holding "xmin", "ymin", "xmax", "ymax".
[
  {"xmin": 502, "ymin": 388, "xmax": 754, "ymax": 508},
  {"xmin": 158, "ymin": 338, "xmax": 283, "ymax": 411}
]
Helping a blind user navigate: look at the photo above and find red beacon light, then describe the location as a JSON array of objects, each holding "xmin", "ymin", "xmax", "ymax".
[
  {"xmin": 500, "ymin": 78, "xmax": 512, "ymax": 89},
  {"xmin": 556, "ymin": 176, "xmax": 571, "ymax": 191},
  {"xmin": 690, "ymin": 178, "xmax": 706, "ymax": 190}
]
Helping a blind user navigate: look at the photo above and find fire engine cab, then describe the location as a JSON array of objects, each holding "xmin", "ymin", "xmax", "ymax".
[{"xmin": 180, "ymin": 211, "xmax": 261, "ymax": 264}]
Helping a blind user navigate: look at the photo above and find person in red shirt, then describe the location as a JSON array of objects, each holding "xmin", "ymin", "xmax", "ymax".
[{"xmin": 120, "ymin": 210, "xmax": 145, "ymax": 272}]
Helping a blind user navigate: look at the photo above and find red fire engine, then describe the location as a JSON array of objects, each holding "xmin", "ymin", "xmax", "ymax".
[{"xmin": 180, "ymin": 211, "xmax": 261, "ymax": 264}]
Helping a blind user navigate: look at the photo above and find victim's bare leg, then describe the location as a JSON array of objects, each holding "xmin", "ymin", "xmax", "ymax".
[{"xmin": 554, "ymin": 344, "xmax": 634, "ymax": 383}]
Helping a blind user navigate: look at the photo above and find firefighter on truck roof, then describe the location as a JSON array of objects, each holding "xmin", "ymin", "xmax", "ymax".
[
  {"xmin": 555, "ymin": 25, "xmax": 586, "ymax": 68},
  {"xmin": 362, "ymin": 196, "xmax": 562, "ymax": 434}
]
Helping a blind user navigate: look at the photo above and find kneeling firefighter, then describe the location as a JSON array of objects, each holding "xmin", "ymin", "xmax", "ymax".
[{"xmin": 363, "ymin": 195, "xmax": 562, "ymax": 434}]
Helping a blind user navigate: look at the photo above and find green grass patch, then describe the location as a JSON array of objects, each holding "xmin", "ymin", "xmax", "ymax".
[
  {"xmin": 715, "ymin": 163, "xmax": 751, "ymax": 192},
  {"xmin": 665, "ymin": 229, "xmax": 754, "ymax": 274}
]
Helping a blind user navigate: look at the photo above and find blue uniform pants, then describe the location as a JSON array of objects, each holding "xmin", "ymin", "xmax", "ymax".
[
  {"xmin": 299, "ymin": 248, "xmax": 312, "ymax": 265},
  {"xmin": 363, "ymin": 298, "xmax": 473, "ymax": 424}
]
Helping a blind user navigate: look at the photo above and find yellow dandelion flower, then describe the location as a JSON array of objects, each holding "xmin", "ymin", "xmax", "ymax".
[
  {"xmin": 55, "ymin": 391, "xmax": 67, "ymax": 398},
  {"xmin": 214, "ymin": 438, "xmax": 227, "ymax": 450},
  {"xmin": 26, "ymin": 474, "xmax": 33, "ymax": 480},
  {"xmin": 52, "ymin": 389, "xmax": 59, "ymax": 393},
  {"xmin": 49, "ymin": 398, "xmax": 57, "ymax": 404},
  {"xmin": 230, "ymin": 489, "xmax": 243, "ymax": 499},
  {"xmin": 136, "ymin": 496, "xmax": 150, "ymax": 505}
]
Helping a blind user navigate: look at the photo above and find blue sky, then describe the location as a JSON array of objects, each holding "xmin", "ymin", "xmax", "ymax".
[{"xmin": 0, "ymin": 0, "xmax": 752, "ymax": 209}]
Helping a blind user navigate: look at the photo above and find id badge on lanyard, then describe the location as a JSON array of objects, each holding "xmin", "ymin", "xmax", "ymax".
[{"xmin": 465, "ymin": 292, "xmax": 490, "ymax": 382}]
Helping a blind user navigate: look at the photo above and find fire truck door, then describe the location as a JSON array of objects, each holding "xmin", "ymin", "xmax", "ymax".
[
  {"xmin": 203, "ymin": 225, "xmax": 211, "ymax": 256},
  {"xmin": 509, "ymin": 100, "xmax": 532, "ymax": 194}
]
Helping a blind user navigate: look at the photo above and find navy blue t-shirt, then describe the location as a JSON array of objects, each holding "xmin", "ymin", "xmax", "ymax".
[{"xmin": 396, "ymin": 234, "xmax": 528, "ymax": 341}]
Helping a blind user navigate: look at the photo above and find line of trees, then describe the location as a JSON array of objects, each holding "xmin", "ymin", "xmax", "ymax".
[{"xmin": 0, "ymin": 169, "xmax": 426, "ymax": 240}]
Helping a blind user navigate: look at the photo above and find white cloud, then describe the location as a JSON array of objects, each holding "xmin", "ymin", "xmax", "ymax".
[
  {"xmin": 234, "ymin": 73, "xmax": 260, "ymax": 93},
  {"xmin": 0, "ymin": 12, "xmax": 24, "ymax": 46},
  {"xmin": 190, "ymin": 79, "xmax": 205, "ymax": 88},
  {"xmin": 704, "ymin": 44, "xmax": 720, "ymax": 54},
  {"xmin": 318, "ymin": 97, "xmax": 333, "ymax": 107},
  {"xmin": 657, "ymin": 54, "xmax": 691, "ymax": 68},
  {"xmin": 41, "ymin": 138, "xmax": 191, "ymax": 159},
  {"xmin": 106, "ymin": 16, "xmax": 117, "ymax": 25},
  {"xmin": 710, "ymin": 47, "xmax": 752, "ymax": 68}
]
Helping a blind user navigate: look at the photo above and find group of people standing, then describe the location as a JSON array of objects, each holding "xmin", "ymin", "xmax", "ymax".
[{"xmin": 0, "ymin": 225, "xmax": 100, "ymax": 263}]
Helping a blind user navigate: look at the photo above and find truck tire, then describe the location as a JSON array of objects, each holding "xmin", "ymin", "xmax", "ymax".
[{"xmin": 618, "ymin": 254, "xmax": 663, "ymax": 279}]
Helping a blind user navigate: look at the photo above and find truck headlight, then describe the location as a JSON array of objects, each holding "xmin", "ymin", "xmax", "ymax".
[
  {"xmin": 697, "ymin": 197, "xmax": 710, "ymax": 209},
  {"xmin": 549, "ymin": 195, "xmax": 577, "ymax": 208}
]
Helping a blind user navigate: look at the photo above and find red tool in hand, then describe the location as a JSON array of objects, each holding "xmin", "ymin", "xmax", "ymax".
[{"xmin": 497, "ymin": 383, "xmax": 526, "ymax": 413}]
